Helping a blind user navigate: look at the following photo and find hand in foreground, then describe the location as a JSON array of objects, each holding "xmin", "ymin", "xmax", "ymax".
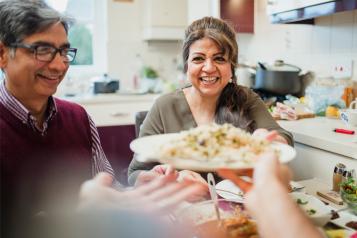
[
  {"xmin": 135, "ymin": 164, "xmax": 178, "ymax": 186},
  {"xmin": 78, "ymin": 172, "xmax": 206, "ymax": 215},
  {"xmin": 252, "ymin": 128, "xmax": 288, "ymax": 144},
  {"xmin": 217, "ymin": 152, "xmax": 291, "ymax": 194},
  {"xmin": 177, "ymin": 170, "xmax": 209, "ymax": 202},
  {"xmin": 219, "ymin": 153, "xmax": 323, "ymax": 238}
]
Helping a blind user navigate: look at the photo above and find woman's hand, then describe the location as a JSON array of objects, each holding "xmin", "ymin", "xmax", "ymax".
[
  {"xmin": 135, "ymin": 164, "xmax": 178, "ymax": 187},
  {"xmin": 177, "ymin": 170, "xmax": 209, "ymax": 202},
  {"xmin": 252, "ymin": 128, "xmax": 288, "ymax": 144}
]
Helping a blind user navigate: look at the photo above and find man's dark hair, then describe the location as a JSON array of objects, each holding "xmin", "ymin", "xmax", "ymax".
[{"xmin": 0, "ymin": 0, "xmax": 73, "ymax": 46}]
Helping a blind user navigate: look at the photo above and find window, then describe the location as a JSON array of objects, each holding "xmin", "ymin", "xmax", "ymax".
[{"xmin": 46, "ymin": 0, "xmax": 107, "ymax": 76}]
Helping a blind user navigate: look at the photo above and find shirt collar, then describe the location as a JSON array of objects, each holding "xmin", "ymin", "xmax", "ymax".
[{"xmin": 0, "ymin": 80, "xmax": 58, "ymax": 134}]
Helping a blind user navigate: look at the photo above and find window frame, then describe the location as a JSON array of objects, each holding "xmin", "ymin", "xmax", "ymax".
[{"xmin": 62, "ymin": 0, "xmax": 108, "ymax": 77}]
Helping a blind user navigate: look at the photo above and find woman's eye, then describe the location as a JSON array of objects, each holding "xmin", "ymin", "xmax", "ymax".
[
  {"xmin": 214, "ymin": 57, "xmax": 227, "ymax": 63},
  {"xmin": 192, "ymin": 57, "xmax": 204, "ymax": 62}
]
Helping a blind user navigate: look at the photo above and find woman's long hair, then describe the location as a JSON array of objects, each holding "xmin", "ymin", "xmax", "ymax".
[{"xmin": 182, "ymin": 17, "xmax": 254, "ymax": 132}]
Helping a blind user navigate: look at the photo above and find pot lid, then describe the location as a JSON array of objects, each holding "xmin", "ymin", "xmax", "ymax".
[{"xmin": 270, "ymin": 60, "xmax": 301, "ymax": 72}]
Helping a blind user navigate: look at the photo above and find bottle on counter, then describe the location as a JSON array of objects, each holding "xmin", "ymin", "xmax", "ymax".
[{"xmin": 332, "ymin": 163, "xmax": 346, "ymax": 192}]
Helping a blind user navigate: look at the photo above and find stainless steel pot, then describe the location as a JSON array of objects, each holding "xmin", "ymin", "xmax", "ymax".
[{"xmin": 254, "ymin": 60, "xmax": 302, "ymax": 95}]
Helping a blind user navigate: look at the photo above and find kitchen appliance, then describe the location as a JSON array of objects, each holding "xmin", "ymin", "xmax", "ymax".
[
  {"xmin": 254, "ymin": 60, "xmax": 302, "ymax": 95},
  {"xmin": 93, "ymin": 74, "xmax": 120, "ymax": 94}
]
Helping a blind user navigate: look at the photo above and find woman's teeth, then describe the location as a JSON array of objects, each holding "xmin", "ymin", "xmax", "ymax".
[{"xmin": 200, "ymin": 76, "xmax": 219, "ymax": 84}]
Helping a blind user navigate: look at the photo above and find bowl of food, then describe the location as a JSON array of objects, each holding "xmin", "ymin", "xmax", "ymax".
[
  {"xmin": 175, "ymin": 199, "xmax": 258, "ymax": 238},
  {"xmin": 290, "ymin": 192, "xmax": 332, "ymax": 226},
  {"xmin": 340, "ymin": 177, "xmax": 357, "ymax": 215}
]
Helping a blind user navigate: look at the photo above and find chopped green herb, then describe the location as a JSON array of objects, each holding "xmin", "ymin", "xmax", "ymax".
[
  {"xmin": 297, "ymin": 198, "xmax": 308, "ymax": 205},
  {"xmin": 306, "ymin": 209, "xmax": 316, "ymax": 215}
]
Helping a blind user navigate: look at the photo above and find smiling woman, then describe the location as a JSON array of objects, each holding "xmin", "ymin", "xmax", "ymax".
[{"xmin": 127, "ymin": 17, "xmax": 293, "ymax": 187}]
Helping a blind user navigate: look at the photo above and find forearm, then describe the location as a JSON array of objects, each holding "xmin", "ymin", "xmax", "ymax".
[{"xmin": 247, "ymin": 180, "xmax": 323, "ymax": 238}]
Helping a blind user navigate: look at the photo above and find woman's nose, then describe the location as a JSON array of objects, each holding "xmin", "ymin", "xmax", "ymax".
[{"xmin": 202, "ymin": 59, "xmax": 216, "ymax": 72}]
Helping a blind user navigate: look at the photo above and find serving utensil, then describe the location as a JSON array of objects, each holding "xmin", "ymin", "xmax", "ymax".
[{"xmin": 207, "ymin": 173, "xmax": 221, "ymax": 224}]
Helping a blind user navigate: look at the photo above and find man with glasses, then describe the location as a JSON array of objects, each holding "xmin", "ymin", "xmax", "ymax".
[
  {"xmin": 0, "ymin": 0, "xmax": 116, "ymax": 236},
  {"xmin": 0, "ymin": 1, "xmax": 206, "ymax": 238}
]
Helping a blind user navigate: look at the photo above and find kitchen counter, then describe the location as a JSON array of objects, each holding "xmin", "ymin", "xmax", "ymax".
[
  {"xmin": 278, "ymin": 117, "xmax": 357, "ymax": 159},
  {"xmin": 62, "ymin": 92, "xmax": 160, "ymax": 105},
  {"xmin": 278, "ymin": 117, "xmax": 357, "ymax": 184},
  {"xmin": 61, "ymin": 93, "xmax": 159, "ymax": 126}
]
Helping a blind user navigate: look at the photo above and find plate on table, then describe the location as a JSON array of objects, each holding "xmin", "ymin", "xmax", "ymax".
[
  {"xmin": 215, "ymin": 179, "xmax": 246, "ymax": 202},
  {"xmin": 291, "ymin": 192, "xmax": 332, "ymax": 227},
  {"xmin": 130, "ymin": 133, "xmax": 296, "ymax": 172}
]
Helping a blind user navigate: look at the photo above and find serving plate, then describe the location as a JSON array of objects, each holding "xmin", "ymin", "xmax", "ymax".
[
  {"xmin": 291, "ymin": 192, "xmax": 332, "ymax": 226},
  {"xmin": 130, "ymin": 133, "xmax": 296, "ymax": 171},
  {"xmin": 215, "ymin": 179, "xmax": 245, "ymax": 202}
]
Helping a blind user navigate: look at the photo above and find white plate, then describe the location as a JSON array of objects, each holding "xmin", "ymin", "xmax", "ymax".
[
  {"xmin": 330, "ymin": 210, "xmax": 357, "ymax": 233},
  {"xmin": 130, "ymin": 133, "xmax": 296, "ymax": 171},
  {"xmin": 215, "ymin": 179, "xmax": 245, "ymax": 202},
  {"xmin": 291, "ymin": 192, "xmax": 332, "ymax": 226}
]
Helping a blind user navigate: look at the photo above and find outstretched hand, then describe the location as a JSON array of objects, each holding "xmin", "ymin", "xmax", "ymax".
[{"xmin": 78, "ymin": 172, "xmax": 206, "ymax": 215}]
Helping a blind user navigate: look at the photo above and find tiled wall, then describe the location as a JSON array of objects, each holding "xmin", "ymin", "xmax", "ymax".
[{"xmin": 237, "ymin": 0, "xmax": 357, "ymax": 81}]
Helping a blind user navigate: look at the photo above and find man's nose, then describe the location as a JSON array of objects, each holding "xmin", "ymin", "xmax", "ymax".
[{"xmin": 48, "ymin": 52, "xmax": 68, "ymax": 71}]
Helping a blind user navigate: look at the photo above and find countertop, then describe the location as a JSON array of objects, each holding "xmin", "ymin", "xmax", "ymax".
[
  {"xmin": 60, "ymin": 93, "xmax": 159, "ymax": 127},
  {"xmin": 61, "ymin": 92, "xmax": 160, "ymax": 105},
  {"xmin": 278, "ymin": 117, "xmax": 357, "ymax": 159}
]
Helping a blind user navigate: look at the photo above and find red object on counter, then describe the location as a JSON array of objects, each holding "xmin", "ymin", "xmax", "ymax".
[{"xmin": 333, "ymin": 128, "xmax": 355, "ymax": 135}]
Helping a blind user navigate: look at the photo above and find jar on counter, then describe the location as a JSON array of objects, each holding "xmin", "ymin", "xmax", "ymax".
[{"xmin": 332, "ymin": 163, "xmax": 346, "ymax": 192}]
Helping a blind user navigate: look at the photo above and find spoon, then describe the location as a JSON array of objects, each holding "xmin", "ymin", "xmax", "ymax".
[{"xmin": 207, "ymin": 173, "xmax": 221, "ymax": 224}]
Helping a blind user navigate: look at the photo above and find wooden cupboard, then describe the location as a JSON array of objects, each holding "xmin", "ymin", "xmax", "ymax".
[{"xmin": 220, "ymin": 0, "xmax": 254, "ymax": 33}]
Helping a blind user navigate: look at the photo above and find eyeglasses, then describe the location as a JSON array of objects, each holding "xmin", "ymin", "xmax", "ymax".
[{"xmin": 10, "ymin": 43, "xmax": 77, "ymax": 63}]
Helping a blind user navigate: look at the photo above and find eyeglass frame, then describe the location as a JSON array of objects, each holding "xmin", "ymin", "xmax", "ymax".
[{"xmin": 9, "ymin": 43, "xmax": 77, "ymax": 63}]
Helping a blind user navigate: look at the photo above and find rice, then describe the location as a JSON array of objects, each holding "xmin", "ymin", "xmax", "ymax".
[{"xmin": 159, "ymin": 123, "xmax": 276, "ymax": 166}]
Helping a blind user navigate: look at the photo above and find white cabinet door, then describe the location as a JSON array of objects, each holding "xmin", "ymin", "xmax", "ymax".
[{"xmin": 143, "ymin": 0, "xmax": 187, "ymax": 27}]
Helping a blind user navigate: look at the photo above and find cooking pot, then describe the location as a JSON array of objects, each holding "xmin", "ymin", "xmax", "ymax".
[
  {"xmin": 254, "ymin": 60, "xmax": 302, "ymax": 95},
  {"xmin": 93, "ymin": 74, "xmax": 120, "ymax": 94}
]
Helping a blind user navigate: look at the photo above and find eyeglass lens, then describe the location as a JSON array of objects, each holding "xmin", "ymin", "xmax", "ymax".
[{"xmin": 35, "ymin": 45, "xmax": 76, "ymax": 62}]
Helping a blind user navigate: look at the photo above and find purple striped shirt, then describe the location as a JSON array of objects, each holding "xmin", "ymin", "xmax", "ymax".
[{"xmin": 0, "ymin": 80, "xmax": 116, "ymax": 180}]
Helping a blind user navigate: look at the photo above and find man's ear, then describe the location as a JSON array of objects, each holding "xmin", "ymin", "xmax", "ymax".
[{"xmin": 0, "ymin": 42, "xmax": 9, "ymax": 69}]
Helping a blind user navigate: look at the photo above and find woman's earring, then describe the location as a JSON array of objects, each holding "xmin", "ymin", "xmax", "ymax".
[{"xmin": 229, "ymin": 78, "xmax": 233, "ymax": 83}]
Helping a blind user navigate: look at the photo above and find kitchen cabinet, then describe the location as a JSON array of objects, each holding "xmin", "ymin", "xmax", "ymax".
[
  {"xmin": 267, "ymin": 0, "xmax": 357, "ymax": 24},
  {"xmin": 220, "ymin": 0, "xmax": 254, "ymax": 33},
  {"xmin": 142, "ymin": 0, "xmax": 188, "ymax": 40}
]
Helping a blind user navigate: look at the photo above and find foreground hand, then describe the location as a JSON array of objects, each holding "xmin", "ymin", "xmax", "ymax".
[
  {"xmin": 252, "ymin": 128, "xmax": 288, "ymax": 144},
  {"xmin": 78, "ymin": 172, "xmax": 206, "ymax": 215},
  {"xmin": 135, "ymin": 164, "xmax": 178, "ymax": 186},
  {"xmin": 177, "ymin": 170, "xmax": 209, "ymax": 202},
  {"xmin": 217, "ymin": 152, "xmax": 291, "ymax": 194}
]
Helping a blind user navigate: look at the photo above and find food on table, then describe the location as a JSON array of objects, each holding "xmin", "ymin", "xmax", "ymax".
[
  {"xmin": 194, "ymin": 206, "xmax": 258, "ymax": 238},
  {"xmin": 345, "ymin": 221, "xmax": 357, "ymax": 230},
  {"xmin": 340, "ymin": 177, "xmax": 357, "ymax": 215},
  {"xmin": 159, "ymin": 123, "xmax": 276, "ymax": 167},
  {"xmin": 296, "ymin": 198, "xmax": 308, "ymax": 205}
]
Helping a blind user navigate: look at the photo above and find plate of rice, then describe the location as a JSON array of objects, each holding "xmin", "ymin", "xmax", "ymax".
[{"xmin": 130, "ymin": 123, "xmax": 296, "ymax": 171}]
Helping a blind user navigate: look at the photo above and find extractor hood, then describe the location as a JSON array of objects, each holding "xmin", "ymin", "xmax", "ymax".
[{"xmin": 267, "ymin": 0, "xmax": 357, "ymax": 24}]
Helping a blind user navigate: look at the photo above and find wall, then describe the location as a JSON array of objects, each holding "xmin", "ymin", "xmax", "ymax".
[
  {"xmin": 237, "ymin": 0, "xmax": 357, "ymax": 81},
  {"xmin": 106, "ymin": 0, "xmax": 357, "ymax": 92},
  {"xmin": 106, "ymin": 0, "xmax": 182, "ymax": 90}
]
